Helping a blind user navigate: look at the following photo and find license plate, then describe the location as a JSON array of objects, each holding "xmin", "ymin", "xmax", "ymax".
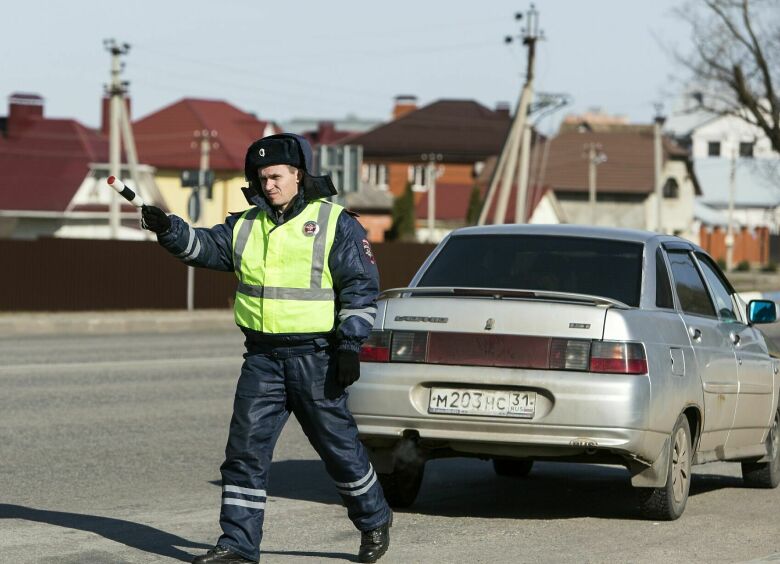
[{"xmin": 428, "ymin": 387, "xmax": 536, "ymax": 418}]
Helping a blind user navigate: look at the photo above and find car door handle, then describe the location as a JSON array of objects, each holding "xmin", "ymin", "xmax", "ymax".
[
  {"xmin": 688, "ymin": 326, "xmax": 702, "ymax": 341},
  {"xmin": 729, "ymin": 332, "xmax": 741, "ymax": 345}
]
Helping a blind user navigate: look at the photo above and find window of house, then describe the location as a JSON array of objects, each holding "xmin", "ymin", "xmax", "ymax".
[
  {"xmin": 708, "ymin": 141, "xmax": 721, "ymax": 157},
  {"xmin": 408, "ymin": 164, "xmax": 428, "ymax": 191},
  {"xmin": 362, "ymin": 163, "xmax": 388, "ymax": 190},
  {"xmin": 662, "ymin": 178, "xmax": 679, "ymax": 199},
  {"xmin": 739, "ymin": 142, "xmax": 754, "ymax": 158}
]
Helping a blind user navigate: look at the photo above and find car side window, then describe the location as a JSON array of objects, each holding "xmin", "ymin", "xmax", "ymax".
[
  {"xmin": 696, "ymin": 254, "xmax": 739, "ymax": 323},
  {"xmin": 667, "ymin": 250, "xmax": 716, "ymax": 317},
  {"xmin": 655, "ymin": 248, "xmax": 674, "ymax": 309}
]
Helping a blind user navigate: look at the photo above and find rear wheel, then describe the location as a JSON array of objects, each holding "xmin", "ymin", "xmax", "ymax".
[
  {"xmin": 377, "ymin": 462, "xmax": 425, "ymax": 508},
  {"xmin": 742, "ymin": 408, "xmax": 780, "ymax": 488},
  {"xmin": 638, "ymin": 413, "xmax": 692, "ymax": 520},
  {"xmin": 493, "ymin": 458, "xmax": 534, "ymax": 477}
]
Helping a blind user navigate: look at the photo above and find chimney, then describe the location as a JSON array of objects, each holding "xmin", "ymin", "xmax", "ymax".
[
  {"xmin": 495, "ymin": 101, "xmax": 510, "ymax": 118},
  {"xmin": 101, "ymin": 95, "xmax": 132, "ymax": 135},
  {"xmin": 393, "ymin": 95, "xmax": 418, "ymax": 120},
  {"xmin": 317, "ymin": 120, "xmax": 336, "ymax": 144},
  {"xmin": 7, "ymin": 92, "xmax": 43, "ymax": 136}
]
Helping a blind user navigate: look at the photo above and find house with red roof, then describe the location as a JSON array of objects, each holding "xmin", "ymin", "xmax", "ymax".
[
  {"xmin": 132, "ymin": 98, "xmax": 280, "ymax": 226},
  {"xmin": 0, "ymin": 93, "xmax": 160, "ymax": 240}
]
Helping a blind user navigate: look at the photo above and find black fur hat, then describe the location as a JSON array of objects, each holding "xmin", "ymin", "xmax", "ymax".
[{"xmin": 243, "ymin": 133, "xmax": 336, "ymax": 203}]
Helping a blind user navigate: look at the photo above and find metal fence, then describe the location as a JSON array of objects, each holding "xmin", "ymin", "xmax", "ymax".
[{"xmin": 0, "ymin": 239, "xmax": 436, "ymax": 312}]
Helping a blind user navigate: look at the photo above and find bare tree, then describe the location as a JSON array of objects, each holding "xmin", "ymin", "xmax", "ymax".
[{"xmin": 679, "ymin": 0, "xmax": 780, "ymax": 154}]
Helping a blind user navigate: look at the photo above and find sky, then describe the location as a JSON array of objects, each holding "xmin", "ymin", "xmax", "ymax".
[{"xmin": 1, "ymin": 0, "xmax": 694, "ymax": 134}]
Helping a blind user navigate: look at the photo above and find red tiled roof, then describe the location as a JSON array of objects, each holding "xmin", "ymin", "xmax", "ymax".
[
  {"xmin": 0, "ymin": 118, "xmax": 107, "ymax": 211},
  {"xmin": 133, "ymin": 98, "xmax": 278, "ymax": 171}
]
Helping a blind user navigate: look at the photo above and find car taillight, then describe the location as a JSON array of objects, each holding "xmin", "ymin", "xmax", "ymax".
[
  {"xmin": 549, "ymin": 338, "xmax": 591, "ymax": 371},
  {"xmin": 589, "ymin": 341, "xmax": 647, "ymax": 374},
  {"xmin": 390, "ymin": 331, "xmax": 428, "ymax": 362},
  {"xmin": 359, "ymin": 330, "xmax": 391, "ymax": 362}
]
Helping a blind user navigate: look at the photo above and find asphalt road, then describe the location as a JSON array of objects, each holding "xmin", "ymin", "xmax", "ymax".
[{"xmin": 2, "ymin": 327, "xmax": 780, "ymax": 564}]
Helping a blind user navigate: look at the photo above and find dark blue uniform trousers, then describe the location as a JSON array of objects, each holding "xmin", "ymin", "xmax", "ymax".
[{"xmin": 216, "ymin": 341, "xmax": 391, "ymax": 561}]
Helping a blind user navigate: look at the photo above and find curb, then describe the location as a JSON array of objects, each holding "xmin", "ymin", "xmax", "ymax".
[{"xmin": 0, "ymin": 309, "xmax": 238, "ymax": 338}]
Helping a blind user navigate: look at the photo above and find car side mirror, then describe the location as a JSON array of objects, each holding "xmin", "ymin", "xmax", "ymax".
[{"xmin": 747, "ymin": 299, "xmax": 778, "ymax": 324}]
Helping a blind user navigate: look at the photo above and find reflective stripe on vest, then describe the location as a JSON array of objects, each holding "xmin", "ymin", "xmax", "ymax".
[{"xmin": 231, "ymin": 200, "xmax": 342, "ymax": 333}]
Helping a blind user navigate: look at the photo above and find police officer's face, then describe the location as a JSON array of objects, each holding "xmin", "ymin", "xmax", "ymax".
[{"xmin": 258, "ymin": 164, "xmax": 302, "ymax": 211}]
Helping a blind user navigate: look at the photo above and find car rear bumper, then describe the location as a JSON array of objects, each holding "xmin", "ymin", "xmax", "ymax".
[{"xmin": 348, "ymin": 362, "xmax": 667, "ymax": 464}]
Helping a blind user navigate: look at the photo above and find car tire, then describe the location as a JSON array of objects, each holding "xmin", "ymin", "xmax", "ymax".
[
  {"xmin": 741, "ymin": 408, "xmax": 780, "ymax": 489},
  {"xmin": 492, "ymin": 458, "xmax": 534, "ymax": 477},
  {"xmin": 637, "ymin": 413, "xmax": 692, "ymax": 521},
  {"xmin": 377, "ymin": 462, "xmax": 425, "ymax": 508}
]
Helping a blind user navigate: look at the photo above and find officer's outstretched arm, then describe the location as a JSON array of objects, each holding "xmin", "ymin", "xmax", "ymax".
[
  {"xmin": 153, "ymin": 213, "xmax": 237, "ymax": 272},
  {"xmin": 329, "ymin": 212, "xmax": 380, "ymax": 353}
]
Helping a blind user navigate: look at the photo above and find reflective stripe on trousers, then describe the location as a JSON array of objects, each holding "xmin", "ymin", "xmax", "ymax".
[{"xmin": 216, "ymin": 344, "xmax": 391, "ymax": 561}]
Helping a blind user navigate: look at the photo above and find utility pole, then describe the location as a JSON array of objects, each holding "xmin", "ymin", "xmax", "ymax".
[
  {"xmin": 479, "ymin": 4, "xmax": 543, "ymax": 225},
  {"xmin": 726, "ymin": 148, "xmax": 737, "ymax": 271},
  {"xmin": 184, "ymin": 129, "xmax": 218, "ymax": 311},
  {"xmin": 583, "ymin": 143, "xmax": 607, "ymax": 224},
  {"xmin": 653, "ymin": 104, "xmax": 666, "ymax": 233},
  {"xmin": 423, "ymin": 153, "xmax": 442, "ymax": 242},
  {"xmin": 191, "ymin": 129, "xmax": 218, "ymax": 226},
  {"xmin": 104, "ymin": 39, "xmax": 130, "ymax": 239}
]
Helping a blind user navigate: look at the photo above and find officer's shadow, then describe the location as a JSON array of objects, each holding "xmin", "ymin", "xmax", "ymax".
[{"xmin": 0, "ymin": 503, "xmax": 209, "ymax": 562}]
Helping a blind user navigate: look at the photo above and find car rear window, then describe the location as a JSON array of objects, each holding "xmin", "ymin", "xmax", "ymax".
[{"xmin": 417, "ymin": 234, "xmax": 644, "ymax": 306}]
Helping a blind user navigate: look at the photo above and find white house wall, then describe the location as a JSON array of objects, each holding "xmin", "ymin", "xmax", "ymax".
[
  {"xmin": 557, "ymin": 197, "xmax": 647, "ymax": 229},
  {"xmin": 529, "ymin": 192, "xmax": 563, "ymax": 224},
  {"xmin": 644, "ymin": 160, "xmax": 696, "ymax": 237},
  {"xmin": 692, "ymin": 115, "xmax": 776, "ymax": 159}
]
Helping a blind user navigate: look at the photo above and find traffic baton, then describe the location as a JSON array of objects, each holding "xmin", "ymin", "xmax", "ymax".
[{"xmin": 106, "ymin": 176, "xmax": 145, "ymax": 208}]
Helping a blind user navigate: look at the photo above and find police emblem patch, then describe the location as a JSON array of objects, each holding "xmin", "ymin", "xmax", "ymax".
[
  {"xmin": 303, "ymin": 221, "xmax": 319, "ymax": 237},
  {"xmin": 362, "ymin": 239, "xmax": 376, "ymax": 264}
]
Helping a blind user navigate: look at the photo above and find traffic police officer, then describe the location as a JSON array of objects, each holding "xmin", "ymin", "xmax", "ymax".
[{"xmin": 141, "ymin": 133, "xmax": 392, "ymax": 563}]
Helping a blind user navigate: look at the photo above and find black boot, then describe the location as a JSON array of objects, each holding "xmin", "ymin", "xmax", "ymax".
[
  {"xmin": 358, "ymin": 515, "xmax": 392, "ymax": 563},
  {"xmin": 192, "ymin": 545, "xmax": 256, "ymax": 564}
]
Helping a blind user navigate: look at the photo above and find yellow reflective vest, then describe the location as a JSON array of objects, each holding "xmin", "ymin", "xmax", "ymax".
[{"xmin": 232, "ymin": 199, "xmax": 343, "ymax": 333}]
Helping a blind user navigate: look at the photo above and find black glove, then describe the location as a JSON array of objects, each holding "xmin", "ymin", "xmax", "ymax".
[
  {"xmin": 141, "ymin": 205, "xmax": 171, "ymax": 234},
  {"xmin": 337, "ymin": 350, "xmax": 360, "ymax": 387}
]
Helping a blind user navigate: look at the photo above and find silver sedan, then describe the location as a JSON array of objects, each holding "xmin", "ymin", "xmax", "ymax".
[{"xmin": 348, "ymin": 224, "xmax": 780, "ymax": 520}]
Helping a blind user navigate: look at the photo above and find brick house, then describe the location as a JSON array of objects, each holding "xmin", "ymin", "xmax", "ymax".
[{"xmin": 347, "ymin": 96, "xmax": 511, "ymax": 240}]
